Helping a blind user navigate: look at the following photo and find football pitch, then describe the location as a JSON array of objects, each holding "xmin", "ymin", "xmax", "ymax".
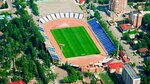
[{"xmin": 51, "ymin": 26, "xmax": 100, "ymax": 58}]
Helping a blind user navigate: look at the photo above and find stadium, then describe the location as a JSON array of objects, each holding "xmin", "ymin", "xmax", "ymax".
[{"xmin": 38, "ymin": 12, "xmax": 116, "ymax": 67}]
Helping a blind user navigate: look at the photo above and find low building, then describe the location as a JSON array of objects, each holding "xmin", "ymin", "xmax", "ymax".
[
  {"xmin": 138, "ymin": 48, "xmax": 148, "ymax": 53},
  {"xmin": 119, "ymin": 50, "xmax": 130, "ymax": 63},
  {"xmin": 75, "ymin": 0, "xmax": 85, "ymax": 4},
  {"xmin": 0, "ymin": 0, "xmax": 3, "ymax": 8},
  {"xmin": 10, "ymin": 80, "xmax": 25, "ymax": 84},
  {"xmin": 108, "ymin": 62, "xmax": 123, "ymax": 74},
  {"xmin": 79, "ymin": 0, "xmax": 85, "ymax": 4},
  {"xmin": 81, "ymin": 65, "xmax": 104, "ymax": 73},
  {"xmin": 120, "ymin": 24, "xmax": 132, "ymax": 33},
  {"xmin": 122, "ymin": 64, "xmax": 141, "ymax": 84},
  {"xmin": 122, "ymin": 57, "xmax": 130, "ymax": 63},
  {"xmin": 120, "ymin": 50, "xmax": 126, "ymax": 58}
]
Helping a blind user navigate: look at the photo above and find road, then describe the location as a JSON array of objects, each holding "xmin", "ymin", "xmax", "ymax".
[
  {"xmin": 98, "ymin": 10, "xmax": 144, "ymax": 73},
  {"xmin": 0, "ymin": 0, "xmax": 15, "ymax": 13}
]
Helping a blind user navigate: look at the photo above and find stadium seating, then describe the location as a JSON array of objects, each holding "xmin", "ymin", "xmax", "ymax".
[
  {"xmin": 39, "ymin": 18, "xmax": 46, "ymax": 24},
  {"xmin": 39, "ymin": 12, "xmax": 84, "ymax": 24},
  {"xmin": 38, "ymin": 27, "xmax": 59, "ymax": 60},
  {"xmin": 60, "ymin": 13, "xmax": 65, "ymax": 18},
  {"xmin": 88, "ymin": 18, "xmax": 116, "ymax": 54},
  {"xmin": 43, "ymin": 16, "xmax": 49, "ymax": 22},
  {"xmin": 46, "ymin": 15, "xmax": 53, "ymax": 21},
  {"xmin": 55, "ymin": 13, "xmax": 61, "ymax": 19},
  {"xmin": 50, "ymin": 13, "xmax": 57, "ymax": 20},
  {"xmin": 65, "ymin": 12, "xmax": 70, "ymax": 18}
]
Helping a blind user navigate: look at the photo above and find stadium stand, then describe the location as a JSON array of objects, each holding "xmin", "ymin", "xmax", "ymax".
[
  {"xmin": 74, "ymin": 13, "xmax": 79, "ymax": 19},
  {"xmin": 39, "ymin": 12, "xmax": 84, "ymax": 24},
  {"xmin": 39, "ymin": 18, "xmax": 46, "ymax": 24},
  {"xmin": 43, "ymin": 16, "xmax": 49, "ymax": 22},
  {"xmin": 65, "ymin": 12, "xmax": 70, "ymax": 18},
  {"xmin": 55, "ymin": 13, "xmax": 61, "ymax": 19},
  {"xmin": 50, "ymin": 14, "xmax": 57, "ymax": 20},
  {"xmin": 38, "ymin": 27, "xmax": 59, "ymax": 60},
  {"xmin": 79, "ymin": 13, "xmax": 83, "ymax": 19},
  {"xmin": 60, "ymin": 13, "xmax": 65, "ymax": 18},
  {"xmin": 46, "ymin": 15, "xmax": 53, "ymax": 21},
  {"xmin": 70, "ymin": 12, "xmax": 74, "ymax": 18},
  {"xmin": 88, "ymin": 18, "xmax": 116, "ymax": 54}
]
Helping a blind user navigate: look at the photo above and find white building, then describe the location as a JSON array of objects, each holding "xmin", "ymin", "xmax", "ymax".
[{"xmin": 122, "ymin": 64, "xmax": 141, "ymax": 84}]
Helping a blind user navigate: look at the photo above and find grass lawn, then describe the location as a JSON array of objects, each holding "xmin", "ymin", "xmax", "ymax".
[
  {"xmin": 99, "ymin": 71, "xmax": 114, "ymax": 84},
  {"xmin": 51, "ymin": 26, "xmax": 100, "ymax": 58}
]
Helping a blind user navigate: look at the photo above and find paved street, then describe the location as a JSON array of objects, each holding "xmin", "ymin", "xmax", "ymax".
[
  {"xmin": 0, "ymin": 0, "xmax": 15, "ymax": 13},
  {"xmin": 91, "ymin": 2, "xmax": 144, "ymax": 72},
  {"xmin": 97, "ymin": 8, "xmax": 144, "ymax": 73}
]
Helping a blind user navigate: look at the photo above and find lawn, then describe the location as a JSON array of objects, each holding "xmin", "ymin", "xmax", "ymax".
[
  {"xmin": 99, "ymin": 71, "xmax": 114, "ymax": 84},
  {"xmin": 51, "ymin": 26, "xmax": 100, "ymax": 58}
]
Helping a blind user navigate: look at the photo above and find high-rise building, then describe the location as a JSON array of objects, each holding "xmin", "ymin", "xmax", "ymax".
[
  {"xmin": 109, "ymin": 0, "xmax": 127, "ymax": 14},
  {"xmin": 130, "ymin": 11, "xmax": 143, "ymax": 28},
  {"xmin": 122, "ymin": 64, "xmax": 141, "ymax": 84}
]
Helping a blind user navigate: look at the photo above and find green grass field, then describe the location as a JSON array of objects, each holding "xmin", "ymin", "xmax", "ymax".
[
  {"xmin": 99, "ymin": 72, "xmax": 114, "ymax": 84},
  {"xmin": 51, "ymin": 26, "xmax": 100, "ymax": 58}
]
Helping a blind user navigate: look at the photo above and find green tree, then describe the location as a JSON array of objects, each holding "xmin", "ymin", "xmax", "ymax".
[
  {"xmin": 142, "ymin": 14, "xmax": 150, "ymax": 30},
  {"xmin": 94, "ymin": 11, "xmax": 101, "ymax": 20},
  {"xmin": 0, "ymin": 77, "xmax": 8, "ymax": 84},
  {"xmin": 85, "ymin": 0, "xmax": 90, "ymax": 4}
]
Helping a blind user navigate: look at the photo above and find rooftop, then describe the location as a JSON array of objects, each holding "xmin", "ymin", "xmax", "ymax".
[
  {"xmin": 138, "ymin": 48, "xmax": 148, "ymax": 53},
  {"xmin": 120, "ymin": 24, "xmax": 132, "ymax": 31},
  {"xmin": 131, "ymin": 11, "xmax": 142, "ymax": 14},
  {"xmin": 108, "ymin": 62, "xmax": 123, "ymax": 70},
  {"xmin": 79, "ymin": 0, "xmax": 85, "ymax": 3},
  {"xmin": 122, "ymin": 57, "xmax": 130, "ymax": 63},
  {"xmin": 0, "ymin": 1, "xmax": 3, "ymax": 7},
  {"xmin": 120, "ymin": 50, "xmax": 126, "ymax": 57},
  {"xmin": 123, "ymin": 64, "xmax": 140, "ymax": 79},
  {"xmin": 10, "ymin": 80, "xmax": 24, "ymax": 84}
]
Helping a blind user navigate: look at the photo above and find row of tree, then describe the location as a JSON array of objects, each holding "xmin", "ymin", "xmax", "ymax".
[
  {"xmin": 61, "ymin": 63, "xmax": 83, "ymax": 83},
  {"xmin": 28, "ymin": 0, "xmax": 39, "ymax": 16},
  {"xmin": 140, "ymin": 13, "xmax": 150, "ymax": 84},
  {"xmin": 13, "ymin": 0, "xmax": 39, "ymax": 16},
  {"xmin": 0, "ymin": 0, "xmax": 54, "ymax": 83},
  {"xmin": 85, "ymin": 0, "xmax": 109, "ymax": 4}
]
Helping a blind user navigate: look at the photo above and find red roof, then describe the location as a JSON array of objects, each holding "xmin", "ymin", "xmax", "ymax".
[
  {"xmin": 138, "ymin": 48, "xmax": 148, "ymax": 53},
  {"xmin": 0, "ymin": 2, "xmax": 3, "ymax": 7},
  {"xmin": 120, "ymin": 24, "xmax": 132, "ymax": 30},
  {"xmin": 120, "ymin": 50, "xmax": 126, "ymax": 57},
  {"xmin": 108, "ymin": 62, "xmax": 123, "ymax": 70},
  {"xmin": 122, "ymin": 57, "xmax": 130, "ymax": 63},
  {"xmin": 79, "ymin": 0, "xmax": 85, "ymax": 3},
  {"xmin": 10, "ymin": 80, "xmax": 25, "ymax": 84}
]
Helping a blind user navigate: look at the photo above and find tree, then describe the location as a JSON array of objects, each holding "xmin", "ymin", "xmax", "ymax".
[
  {"xmin": 28, "ymin": 0, "xmax": 39, "ymax": 16},
  {"xmin": 84, "ymin": 72, "xmax": 92, "ymax": 77},
  {"xmin": 142, "ymin": 14, "xmax": 150, "ymax": 30},
  {"xmin": 0, "ymin": 77, "xmax": 8, "ymax": 84},
  {"xmin": 98, "ymin": 0, "xmax": 109, "ymax": 4},
  {"xmin": 90, "ymin": 3, "xmax": 96, "ymax": 11},
  {"xmin": 62, "ymin": 63, "xmax": 83, "ymax": 83},
  {"xmin": 85, "ymin": 0, "xmax": 90, "ymax": 4},
  {"xmin": 91, "ymin": 78, "xmax": 97, "ymax": 84},
  {"xmin": 12, "ymin": 75, "xmax": 20, "ymax": 82},
  {"xmin": 94, "ymin": 11, "xmax": 101, "ymax": 20}
]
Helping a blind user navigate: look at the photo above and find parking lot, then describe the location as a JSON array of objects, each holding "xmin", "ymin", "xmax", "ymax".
[{"xmin": 36, "ymin": 0, "xmax": 82, "ymax": 16}]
